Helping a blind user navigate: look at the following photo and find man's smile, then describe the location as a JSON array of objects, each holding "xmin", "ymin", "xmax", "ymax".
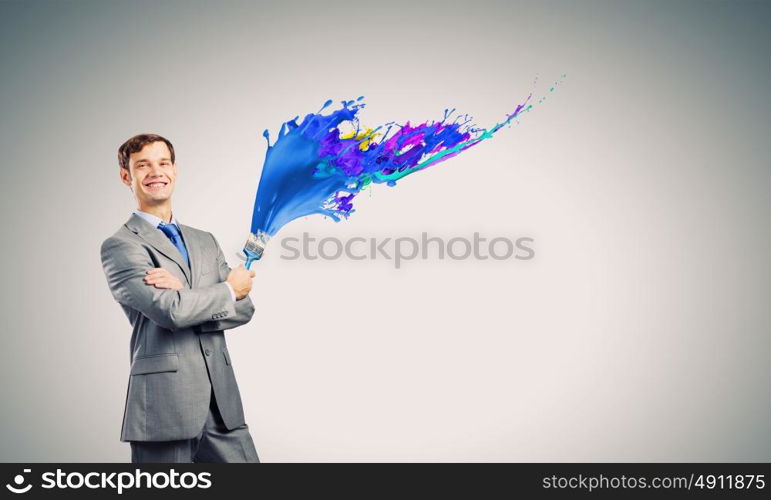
[{"xmin": 144, "ymin": 180, "xmax": 169, "ymax": 190}]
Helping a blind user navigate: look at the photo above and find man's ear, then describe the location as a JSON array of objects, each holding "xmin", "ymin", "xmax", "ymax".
[{"xmin": 120, "ymin": 167, "xmax": 132, "ymax": 188}]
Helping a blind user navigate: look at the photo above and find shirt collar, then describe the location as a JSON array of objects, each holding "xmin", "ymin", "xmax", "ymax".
[{"xmin": 134, "ymin": 209, "xmax": 179, "ymax": 228}]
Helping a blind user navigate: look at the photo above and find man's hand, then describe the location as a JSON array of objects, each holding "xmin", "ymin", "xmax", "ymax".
[
  {"xmin": 226, "ymin": 263, "xmax": 256, "ymax": 300},
  {"xmin": 144, "ymin": 268, "xmax": 184, "ymax": 290}
]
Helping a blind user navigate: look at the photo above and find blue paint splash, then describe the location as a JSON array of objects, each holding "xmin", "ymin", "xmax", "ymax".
[{"xmin": 243, "ymin": 76, "xmax": 565, "ymax": 267}]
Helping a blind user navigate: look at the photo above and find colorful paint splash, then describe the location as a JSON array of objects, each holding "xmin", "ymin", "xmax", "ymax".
[{"xmin": 242, "ymin": 76, "xmax": 564, "ymax": 267}]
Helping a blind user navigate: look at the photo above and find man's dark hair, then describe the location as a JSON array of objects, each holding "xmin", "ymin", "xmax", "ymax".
[{"xmin": 118, "ymin": 133, "xmax": 175, "ymax": 170}]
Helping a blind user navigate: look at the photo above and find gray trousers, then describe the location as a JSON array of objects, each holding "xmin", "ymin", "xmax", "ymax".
[{"xmin": 129, "ymin": 389, "xmax": 260, "ymax": 463}]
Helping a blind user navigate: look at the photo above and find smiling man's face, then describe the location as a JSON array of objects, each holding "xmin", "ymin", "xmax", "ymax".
[{"xmin": 120, "ymin": 140, "xmax": 177, "ymax": 209}]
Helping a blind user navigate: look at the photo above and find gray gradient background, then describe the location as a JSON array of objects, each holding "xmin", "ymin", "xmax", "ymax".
[{"xmin": 1, "ymin": 0, "xmax": 769, "ymax": 462}]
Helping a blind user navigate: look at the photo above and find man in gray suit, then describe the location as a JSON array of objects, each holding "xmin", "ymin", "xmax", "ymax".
[{"xmin": 100, "ymin": 133, "xmax": 260, "ymax": 463}]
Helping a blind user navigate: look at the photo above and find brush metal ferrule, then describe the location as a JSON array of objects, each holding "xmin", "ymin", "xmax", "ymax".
[{"xmin": 242, "ymin": 230, "xmax": 270, "ymax": 269}]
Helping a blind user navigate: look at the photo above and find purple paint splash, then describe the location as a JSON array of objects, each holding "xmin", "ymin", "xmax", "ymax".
[{"xmin": 243, "ymin": 77, "xmax": 564, "ymax": 267}]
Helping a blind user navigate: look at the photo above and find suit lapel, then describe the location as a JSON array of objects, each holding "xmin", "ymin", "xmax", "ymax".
[
  {"xmin": 124, "ymin": 213, "xmax": 192, "ymax": 286},
  {"xmin": 177, "ymin": 222, "xmax": 201, "ymax": 288}
]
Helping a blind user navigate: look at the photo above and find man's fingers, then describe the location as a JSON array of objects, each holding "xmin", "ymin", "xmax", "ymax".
[
  {"xmin": 146, "ymin": 269, "xmax": 173, "ymax": 279},
  {"xmin": 144, "ymin": 272, "xmax": 183, "ymax": 290},
  {"xmin": 144, "ymin": 269, "xmax": 182, "ymax": 289},
  {"xmin": 249, "ymin": 270, "xmax": 256, "ymax": 277}
]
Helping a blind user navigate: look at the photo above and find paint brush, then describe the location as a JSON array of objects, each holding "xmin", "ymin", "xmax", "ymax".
[{"xmin": 239, "ymin": 230, "xmax": 270, "ymax": 269}]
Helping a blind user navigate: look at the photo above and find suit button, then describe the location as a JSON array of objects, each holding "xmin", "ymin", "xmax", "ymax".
[{"xmin": 204, "ymin": 349, "xmax": 212, "ymax": 356}]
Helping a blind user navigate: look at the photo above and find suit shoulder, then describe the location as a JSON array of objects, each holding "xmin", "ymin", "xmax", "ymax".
[
  {"xmin": 100, "ymin": 226, "xmax": 140, "ymax": 256},
  {"xmin": 101, "ymin": 225, "xmax": 132, "ymax": 246}
]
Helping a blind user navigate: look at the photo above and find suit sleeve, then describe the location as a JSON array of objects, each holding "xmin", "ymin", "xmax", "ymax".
[
  {"xmin": 101, "ymin": 236, "xmax": 237, "ymax": 332},
  {"xmin": 197, "ymin": 232, "xmax": 256, "ymax": 333}
]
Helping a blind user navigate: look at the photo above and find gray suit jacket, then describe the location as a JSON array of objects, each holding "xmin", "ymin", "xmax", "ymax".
[{"xmin": 100, "ymin": 213, "xmax": 255, "ymax": 442}]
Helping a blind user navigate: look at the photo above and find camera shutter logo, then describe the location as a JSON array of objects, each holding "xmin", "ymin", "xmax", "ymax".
[{"xmin": 5, "ymin": 469, "xmax": 32, "ymax": 494}]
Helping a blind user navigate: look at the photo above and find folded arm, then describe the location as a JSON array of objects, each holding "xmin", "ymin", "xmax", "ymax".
[
  {"xmin": 198, "ymin": 232, "xmax": 256, "ymax": 332},
  {"xmin": 101, "ymin": 236, "xmax": 237, "ymax": 332}
]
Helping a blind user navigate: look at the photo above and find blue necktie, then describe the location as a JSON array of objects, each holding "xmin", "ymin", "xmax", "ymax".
[{"xmin": 158, "ymin": 222, "xmax": 190, "ymax": 268}]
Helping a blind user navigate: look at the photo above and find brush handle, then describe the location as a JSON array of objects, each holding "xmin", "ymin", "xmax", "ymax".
[{"xmin": 245, "ymin": 254, "xmax": 259, "ymax": 270}]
